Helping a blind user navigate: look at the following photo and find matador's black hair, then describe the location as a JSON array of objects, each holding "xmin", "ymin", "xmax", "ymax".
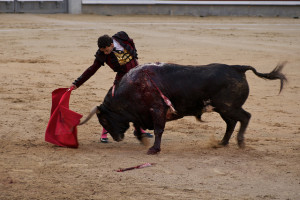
[{"xmin": 97, "ymin": 35, "xmax": 113, "ymax": 49}]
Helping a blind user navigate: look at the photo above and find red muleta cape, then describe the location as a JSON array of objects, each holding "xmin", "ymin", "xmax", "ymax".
[{"xmin": 45, "ymin": 88, "xmax": 82, "ymax": 148}]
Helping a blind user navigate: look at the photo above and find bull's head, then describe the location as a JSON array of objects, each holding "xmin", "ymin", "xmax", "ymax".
[{"xmin": 96, "ymin": 105, "xmax": 129, "ymax": 142}]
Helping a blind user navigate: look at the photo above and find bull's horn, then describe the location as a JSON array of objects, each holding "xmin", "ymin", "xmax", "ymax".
[{"xmin": 79, "ymin": 106, "xmax": 99, "ymax": 125}]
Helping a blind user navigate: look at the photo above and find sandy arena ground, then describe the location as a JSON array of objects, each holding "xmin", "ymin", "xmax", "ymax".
[{"xmin": 0, "ymin": 14, "xmax": 299, "ymax": 200}]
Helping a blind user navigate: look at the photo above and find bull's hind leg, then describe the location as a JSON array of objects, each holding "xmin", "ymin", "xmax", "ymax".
[
  {"xmin": 219, "ymin": 115, "xmax": 237, "ymax": 146},
  {"xmin": 219, "ymin": 108, "xmax": 251, "ymax": 148},
  {"xmin": 236, "ymin": 109, "xmax": 251, "ymax": 148}
]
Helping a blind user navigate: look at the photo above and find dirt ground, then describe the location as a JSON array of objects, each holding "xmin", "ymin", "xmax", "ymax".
[{"xmin": 0, "ymin": 14, "xmax": 299, "ymax": 200}]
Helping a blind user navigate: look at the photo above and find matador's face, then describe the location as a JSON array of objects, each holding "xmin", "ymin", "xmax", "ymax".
[{"xmin": 100, "ymin": 43, "xmax": 114, "ymax": 55}]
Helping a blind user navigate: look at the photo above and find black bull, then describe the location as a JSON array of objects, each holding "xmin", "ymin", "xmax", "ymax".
[{"xmin": 79, "ymin": 62, "xmax": 287, "ymax": 154}]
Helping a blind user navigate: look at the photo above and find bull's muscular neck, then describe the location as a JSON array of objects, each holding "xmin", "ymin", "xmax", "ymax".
[{"xmin": 102, "ymin": 88, "xmax": 135, "ymax": 121}]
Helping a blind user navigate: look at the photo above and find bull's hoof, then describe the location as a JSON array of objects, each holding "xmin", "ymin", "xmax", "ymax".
[
  {"xmin": 219, "ymin": 140, "xmax": 229, "ymax": 147},
  {"xmin": 238, "ymin": 140, "xmax": 245, "ymax": 149},
  {"xmin": 147, "ymin": 147, "xmax": 161, "ymax": 155}
]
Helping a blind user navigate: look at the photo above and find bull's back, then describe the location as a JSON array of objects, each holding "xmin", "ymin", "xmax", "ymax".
[{"xmin": 146, "ymin": 63, "xmax": 246, "ymax": 98}]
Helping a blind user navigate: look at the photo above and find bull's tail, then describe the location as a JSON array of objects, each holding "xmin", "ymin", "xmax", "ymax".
[
  {"xmin": 79, "ymin": 106, "xmax": 99, "ymax": 125},
  {"xmin": 236, "ymin": 62, "xmax": 288, "ymax": 93}
]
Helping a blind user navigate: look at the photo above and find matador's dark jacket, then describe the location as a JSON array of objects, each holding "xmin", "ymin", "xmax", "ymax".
[{"xmin": 73, "ymin": 31, "xmax": 138, "ymax": 88}]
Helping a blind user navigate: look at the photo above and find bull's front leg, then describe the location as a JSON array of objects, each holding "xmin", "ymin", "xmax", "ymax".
[
  {"xmin": 133, "ymin": 124, "xmax": 143, "ymax": 141},
  {"xmin": 148, "ymin": 129, "xmax": 164, "ymax": 154},
  {"xmin": 148, "ymin": 107, "xmax": 166, "ymax": 155},
  {"xmin": 132, "ymin": 124, "xmax": 150, "ymax": 147}
]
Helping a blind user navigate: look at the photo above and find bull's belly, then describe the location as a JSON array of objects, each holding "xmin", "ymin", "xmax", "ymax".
[{"xmin": 165, "ymin": 103, "xmax": 214, "ymax": 121}]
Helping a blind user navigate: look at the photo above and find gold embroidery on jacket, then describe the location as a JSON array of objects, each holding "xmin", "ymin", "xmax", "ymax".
[{"xmin": 113, "ymin": 49, "xmax": 133, "ymax": 65}]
